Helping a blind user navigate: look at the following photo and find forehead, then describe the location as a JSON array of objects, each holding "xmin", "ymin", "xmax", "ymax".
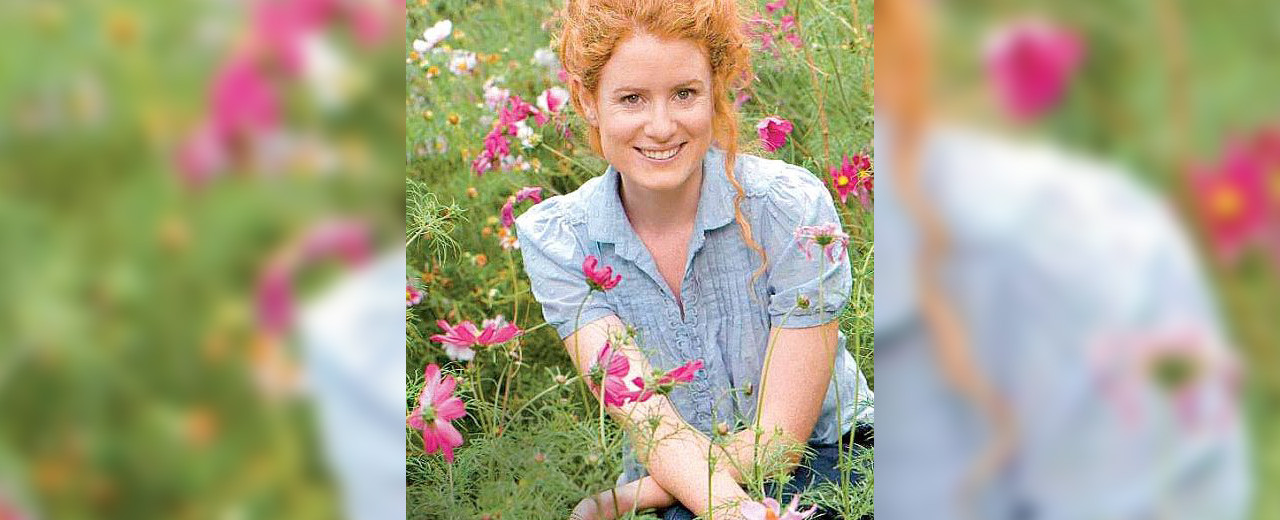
[{"xmin": 599, "ymin": 32, "xmax": 711, "ymax": 89}]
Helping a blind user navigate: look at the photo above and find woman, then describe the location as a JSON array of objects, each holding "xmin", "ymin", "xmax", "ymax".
[{"xmin": 513, "ymin": 0, "xmax": 872, "ymax": 518}]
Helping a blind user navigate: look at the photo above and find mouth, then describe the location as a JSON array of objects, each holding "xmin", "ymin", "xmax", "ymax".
[{"xmin": 634, "ymin": 142, "xmax": 685, "ymax": 162}]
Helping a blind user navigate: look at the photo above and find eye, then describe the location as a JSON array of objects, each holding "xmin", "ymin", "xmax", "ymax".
[
  {"xmin": 620, "ymin": 94, "xmax": 641, "ymax": 104},
  {"xmin": 676, "ymin": 88, "xmax": 695, "ymax": 100}
]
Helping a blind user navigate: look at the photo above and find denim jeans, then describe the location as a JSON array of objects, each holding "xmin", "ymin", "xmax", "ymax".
[{"xmin": 656, "ymin": 424, "xmax": 872, "ymax": 520}]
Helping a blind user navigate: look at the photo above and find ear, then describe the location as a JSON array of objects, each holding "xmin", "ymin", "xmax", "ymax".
[{"xmin": 570, "ymin": 76, "xmax": 598, "ymax": 126}]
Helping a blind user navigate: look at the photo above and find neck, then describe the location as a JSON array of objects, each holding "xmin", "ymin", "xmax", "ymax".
[{"xmin": 617, "ymin": 167, "xmax": 703, "ymax": 234}]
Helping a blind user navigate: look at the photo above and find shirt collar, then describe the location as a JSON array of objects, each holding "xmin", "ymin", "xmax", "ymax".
[{"xmin": 586, "ymin": 146, "xmax": 737, "ymax": 250}]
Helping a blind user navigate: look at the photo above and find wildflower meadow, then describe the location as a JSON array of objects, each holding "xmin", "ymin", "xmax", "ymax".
[{"xmin": 404, "ymin": 0, "xmax": 873, "ymax": 518}]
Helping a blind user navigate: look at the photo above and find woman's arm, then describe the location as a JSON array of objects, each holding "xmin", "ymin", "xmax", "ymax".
[
  {"xmin": 718, "ymin": 321, "xmax": 841, "ymax": 480},
  {"xmin": 572, "ymin": 476, "xmax": 676, "ymax": 520},
  {"xmin": 563, "ymin": 315, "xmax": 751, "ymax": 519}
]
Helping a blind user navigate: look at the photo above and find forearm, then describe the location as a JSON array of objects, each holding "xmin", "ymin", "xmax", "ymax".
[
  {"xmin": 637, "ymin": 411, "xmax": 751, "ymax": 517},
  {"xmin": 585, "ymin": 476, "xmax": 675, "ymax": 519}
]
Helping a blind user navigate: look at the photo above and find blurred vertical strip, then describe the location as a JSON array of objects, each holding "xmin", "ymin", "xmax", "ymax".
[{"xmin": 0, "ymin": 0, "xmax": 404, "ymax": 518}]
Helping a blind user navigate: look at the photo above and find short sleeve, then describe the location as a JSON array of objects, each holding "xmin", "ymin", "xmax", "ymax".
[
  {"xmin": 514, "ymin": 204, "xmax": 615, "ymax": 339},
  {"xmin": 760, "ymin": 165, "xmax": 853, "ymax": 328}
]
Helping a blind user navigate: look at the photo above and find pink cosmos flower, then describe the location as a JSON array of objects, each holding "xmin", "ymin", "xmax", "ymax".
[
  {"xmin": 210, "ymin": 54, "xmax": 280, "ymax": 143},
  {"xmin": 256, "ymin": 262, "xmax": 293, "ymax": 336},
  {"xmin": 408, "ymin": 363, "xmax": 467, "ymax": 462},
  {"xmin": 501, "ymin": 196, "xmax": 517, "ymax": 229},
  {"xmin": 582, "ymin": 255, "xmax": 622, "ymax": 291},
  {"xmin": 589, "ymin": 341, "xmax": 635, "ymax": 407},
  {"xmin": 830, "ymin": 153, "xmax": 873, "ymax": 208},
  {"xmin": 765, "ymin": 0, "xmax": 787, "ymax": 15},
  {"xmin": 632, "ymin": 359, "xmax": 704, "ymax": 402},
  {"xmin": 483, "ymin": 127, "xmax": 511, "ymax": 163},
  {"xmin": 983, "ymin": 18, "xmax": 1085, "ymax": 121},
  {"xmin": 536, "ymin": 87, "xmax": 569, "ymax": 125},
  {"xmin": 430, "ymin": 320, "xmax": 481, "ymax": 361},
  {"xmin": 476, "ymin": 315, "xmax": 522, "ymax": 345},
  {"xmin": 1089, "ymin": 324, "xmax": 1241, "ymax": 432},
  {"xmin": 756, "ymin": 116, "xmax": 794, "ymax": 152},
  {"xmin": 407, "ymin": 283, "xmax": 424, "ymax": 307},
  {"xmin": 500, "ymin": 95, "xmax": 538, "ymax": 128},
  {"xmin": 741, "ymin": 495, "xmax": 817, "ymax": 520},
  {"xmin": 471, "ymin": 149, "xmax": 495, "ymax": 176},
  {"xmin": 515, "ymin": 186, "xmax": 543, "ymax": 204},
  {"xmin": 1188, "ymin": 144, "xmax": 1268, "ymax": 265},
  {"xmin": 794, "ymin": 223, "xmax": 850, "ymax": 263},
  {"xmin": 733, "ymin": 90, "xmax": 751, "ymax": 110}
]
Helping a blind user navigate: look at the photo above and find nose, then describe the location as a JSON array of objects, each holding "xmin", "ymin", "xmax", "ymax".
[{"xmin": 644, "ymin": 101, "xmax": 677, "ymax": 144}]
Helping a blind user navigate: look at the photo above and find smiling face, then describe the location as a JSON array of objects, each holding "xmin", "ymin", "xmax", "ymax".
[{"xmin": 582, "ymin": 31, "xmax": 715, "ymax": 194}]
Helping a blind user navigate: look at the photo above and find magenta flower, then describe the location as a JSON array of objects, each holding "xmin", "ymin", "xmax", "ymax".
[
  {"xmin": 471, "ymin": 149, "xmax": 495, "ymax": 176},
  {"xmin": 632, "ymin": 359, "xmax": 704, "ymax": 402},
  {"xmin": 741, "ymin": 496, "xmax": 817, "ymax": 520},
  {"xmin": 582, "ymin": 255, "xmax": 622, "ymax": 291},
  {"xmin": 830, "ymin": 153, "xmax": 873, "ymax": 208},
  {"xmin": 984, "ymin": 18, "xmax": 1085, "ymax": 121},
  {"xmin": 588, "ymin": 341, "xmax": 635, "ymax": 407},
  {"xmin": 756, "ymin": 116, "xmax": 794, "ymax": 152},
  {"xmin": 407, "ymin": 283, "xmax": 424, "ymax": 307},
  {"xmin": 535, "ymin": 87, "xmax": 569, "ymax": 125},
  {"xmin": 477, "ymin": 315, "xmax": 522, "ymax": 345},
  {"xmin": 1188, "ymin": 144, "xmax": 1268, "ymax": 265},
  {"xmin": 430, "ymin": 320, "xmax": 481, "ymax": 361},
  {"xmin": 794, "ymin": 223, "xmax": 850, "ymax": 263},
  {"xmin": 408, "ymin": 363, "xmax": 467, "ymax": 462},
  {"xmin": 210, "ymin": 54, "xmax": 280, "ymax": 142},
  {"xmin": 501, "ymin": 196, "xmax": 516, "ymax": 229},
  {"xmin": 483, "ymin": 127, "xmax": 511, "ymax": 162},
  {"xmin": 515, "ymin": 186, "xmax": 544, "ymax": 205},
  {"xmin": 500, "ymin": 95, "xmax": 538, "ymax": 128},
  {"xmin": 765, "ymin": 0, "xmax": 787, "ymax": 14}
]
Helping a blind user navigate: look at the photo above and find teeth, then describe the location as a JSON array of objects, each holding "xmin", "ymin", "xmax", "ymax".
[{"xmin": 640, "ymin": 145, "xmax": 679, "ymax": 160}]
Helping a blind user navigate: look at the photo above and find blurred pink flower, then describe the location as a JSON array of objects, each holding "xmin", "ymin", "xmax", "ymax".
[
  {"xmin": 582, "ymin": 255, "xmax": 622, "ymax": 291},
  {"xmin": 471, "ymin": 150, "xmax": 495, "ymax": 176},
  {"xmin": 756, "ymin": 116, "xmax": 794, "ymax": 152},
  {"xmin": 408, "ymin": 363, "xmax": 467, "ymax": 462},
  {"xmin": 741, "ymin": 496, "xmax": 817, "ymax": 520},
  {"xmin": 589, "ymin": 341, "xmax": 635, "ymax": 407},
  {"xmin": 210, "ymin": 54, "xmax": 280, "ymax": 142},
  {"xmin": 830, "ymin": 153, "xmax": 873, "ymax": 208},
  {"xmin": 733, "ymin": 90, "xmax": 751, "ymax": 110},
  {"xmin": 477, "ymin": 315, "xmax": 522, "ymax": 345},
  {"xmin": 500, "ymin": 95, "xmax": 538, "ymax": 128},
  {"xmin": 431, "ymin": 320, "xmax": 481, "ymax": 361},
  {"xmin": 175, "ymin": 123, "xmax": 230, "ymax": 188},
  {"xmin": 256, "ymin": 262, "xmax": 293, "ymax": 336},
  {"xmin": 983, "ymin": 19, "xmax": 1084, "ymax": 121},
  {"xmin": 765, "ymin": 0, "xmax": 787, "ymax": 15},
  {"xmin": 794, "ymin": 223, "xmax": 850, "ymax": 263},
  {"xmin": 515, "ymin": 186, "xmax": 544, "ymax": 204},
  {"xmin": 501, "ymin": 196, "xmax": 517, "ymax": 229},
  {"xmin": 1090, "ymin": 324, "xmax": 1241, "ymax": 432},
  {"xmin": 632, "ymin": 359, "xmax": 704, "ymax": 402},
  {"xmin": 250, "ymin": 0, "xmax": 337, "ymax": 74},
  {"xmin": 299, "ymin": 219, "xmax": 371, "ymax": 265},
  {"xmin": 407, "ymin": 284, "xmax": 423, "ymax": 307},
  {"xmin": 1188, "ymin": 144, "xmax": 1268, "ymax": 265}
]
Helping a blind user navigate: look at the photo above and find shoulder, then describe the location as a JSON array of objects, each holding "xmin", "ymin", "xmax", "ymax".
[
  {"xmin": 513, "ymin": 175, "xmax": 599, "ymax": 244},
  {"xmin": 733, "ymin": 153, "xmax": 834, "ymax": 224}
]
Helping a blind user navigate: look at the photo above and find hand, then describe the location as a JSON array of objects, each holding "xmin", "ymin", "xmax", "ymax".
[{"xmin": 569, "ymin": 496, "xmax": 600, "ymax": 520}]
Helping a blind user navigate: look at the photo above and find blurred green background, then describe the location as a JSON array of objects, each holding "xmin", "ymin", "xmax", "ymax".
[{"xmin": 0, "ymin": 0, "xmax": 404, "ymax": 517}]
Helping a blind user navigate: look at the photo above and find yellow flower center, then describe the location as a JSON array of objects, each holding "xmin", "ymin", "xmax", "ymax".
[
  {"xmin": 1211, "ymin": 184, "xmax": 1243, "ymax": 220},
  {"xmin": 836, "ymin": 175, "xmax": 849, "ymax": 186},
  {"xmin": 765, "ymin": 511, "xmax": 780, "ymax": 520}
]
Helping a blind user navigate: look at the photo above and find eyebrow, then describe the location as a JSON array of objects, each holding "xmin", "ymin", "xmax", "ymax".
[{"xmin": 609, "ymin": 79, "xmax": 705, "ymax": 96}]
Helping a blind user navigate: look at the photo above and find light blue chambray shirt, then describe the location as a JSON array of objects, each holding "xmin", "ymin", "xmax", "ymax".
[
  {"xmin": 515, "ymin": 147, "xmax": 873, "ymax": 483},
  {"xmin": 875, "ymin": 122, "xmax": 1250, "ymax": 520}
]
